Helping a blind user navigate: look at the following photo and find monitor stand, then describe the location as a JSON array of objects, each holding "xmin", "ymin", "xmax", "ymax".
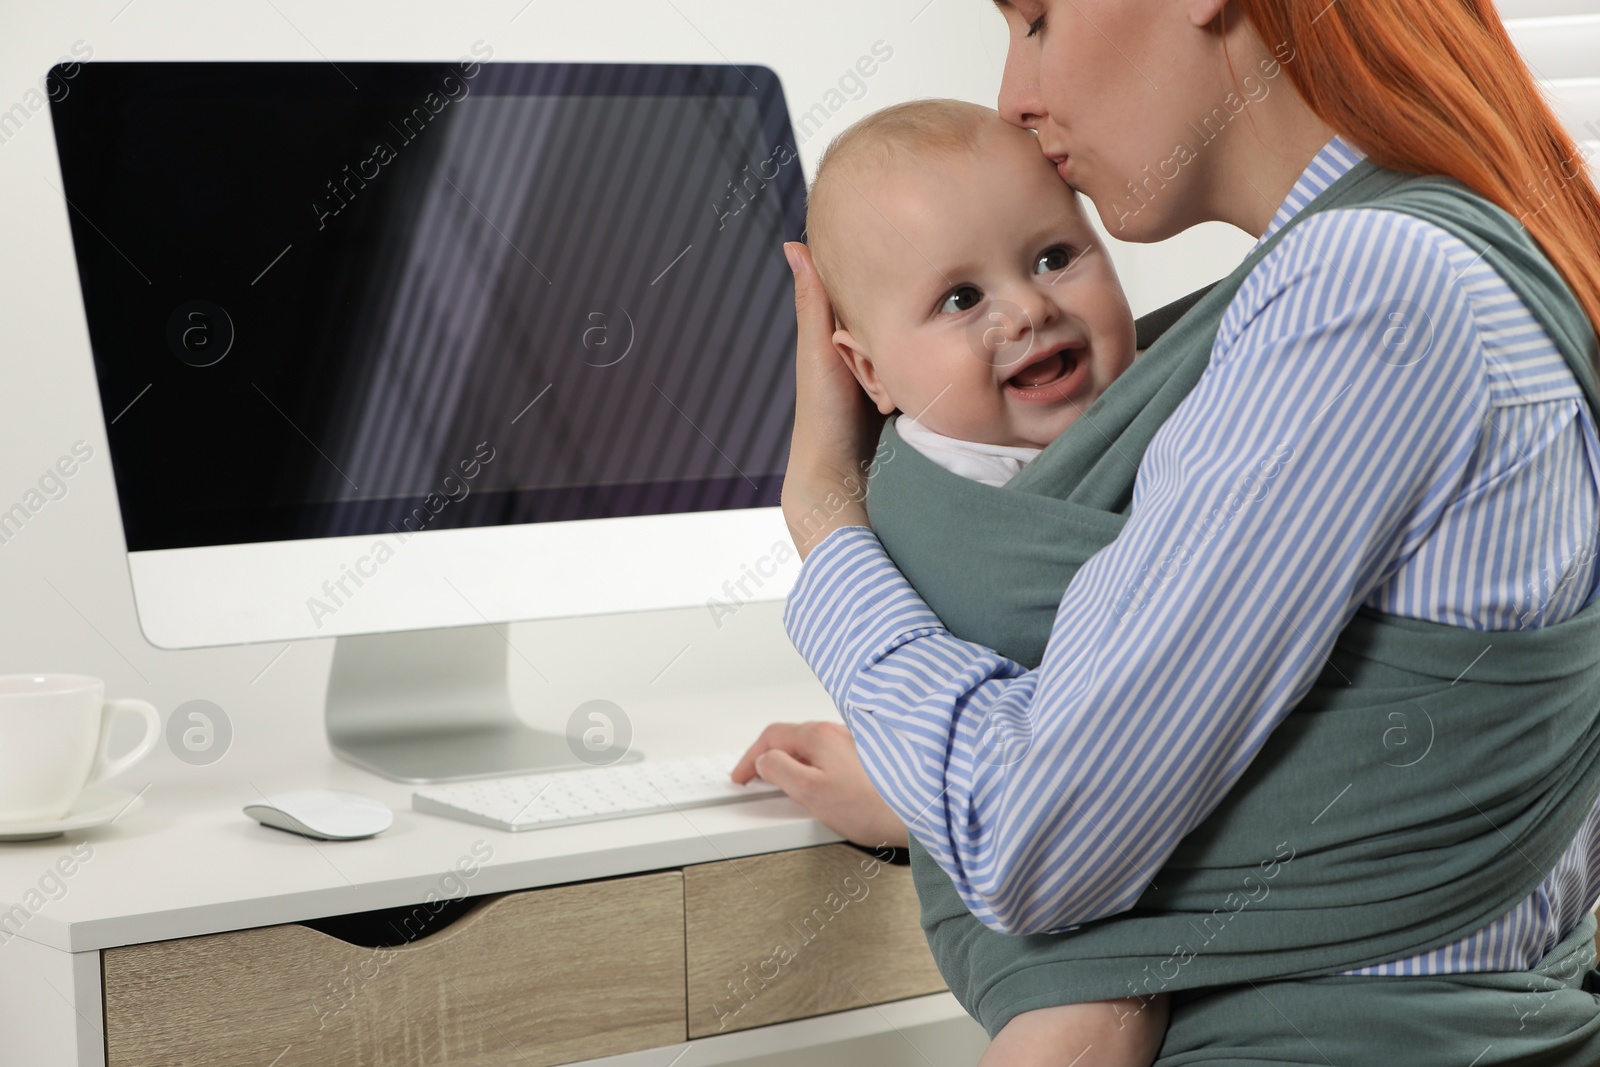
[{"xmin": 325, "ymin": 623, "xmax": 643, "ymax": 783}]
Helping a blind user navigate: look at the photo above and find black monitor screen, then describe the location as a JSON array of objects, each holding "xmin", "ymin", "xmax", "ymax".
[{"xmin": 50, "ymin": 62, "xmax": 802, "ymax": 551}]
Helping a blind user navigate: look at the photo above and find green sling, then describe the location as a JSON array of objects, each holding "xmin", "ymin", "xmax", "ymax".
[{"xmin": 865, "ymin": 158, "xmax": 1600, "ymax": 1061}]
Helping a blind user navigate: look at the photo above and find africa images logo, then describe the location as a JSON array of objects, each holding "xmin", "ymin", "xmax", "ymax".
[{"xmin": 311, "ymin": 42, "xmax": 493, "ymax": 231}]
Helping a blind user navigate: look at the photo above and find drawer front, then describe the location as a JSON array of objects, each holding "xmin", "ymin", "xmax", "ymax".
[
  {"xmin": 103, "ymin": 872, "xmax": 685, "ymax": 1067},
  {"xmin": 684, "ymin": 843, "xmax": 946, "ymax": 1037}
]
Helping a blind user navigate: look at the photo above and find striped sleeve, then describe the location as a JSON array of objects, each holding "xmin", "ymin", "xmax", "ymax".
[{"xmin": 783, "ymin": 209, "xmax": 1491, "ymax": 935}]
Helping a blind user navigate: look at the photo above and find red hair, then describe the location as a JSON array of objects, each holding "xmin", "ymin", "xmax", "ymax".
[{"xmin": 1233, "ymin": 0, "xmax": 1600, "ymax": 365}]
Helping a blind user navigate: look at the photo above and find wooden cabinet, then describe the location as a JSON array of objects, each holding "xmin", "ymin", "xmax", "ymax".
[
  {"xmin": 100, "ymin": 844, "xmax": 947, "ymax": 1064},
  {"xmin": 683, "ymin": 843, "xmax": 947, "ymax": 1037},
  {"xmin": 103, "ymin": 872, "xmax": 685, "ymax": 1067}
]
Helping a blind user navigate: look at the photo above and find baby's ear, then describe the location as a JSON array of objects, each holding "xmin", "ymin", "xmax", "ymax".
[{"xmin": 832, "ymin": 328, "xmax": 897, "ymax": 416}]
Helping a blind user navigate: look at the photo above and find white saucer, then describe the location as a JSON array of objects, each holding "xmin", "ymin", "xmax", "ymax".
[{"xmin": 0, "ymin": 785, "xmax": 143, "ymax": 842}]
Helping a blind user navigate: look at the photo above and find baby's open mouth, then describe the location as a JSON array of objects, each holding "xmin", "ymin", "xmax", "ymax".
[{"xmin": 1007, "ymin": 349, "xmax": 1077, "ymax": 389}]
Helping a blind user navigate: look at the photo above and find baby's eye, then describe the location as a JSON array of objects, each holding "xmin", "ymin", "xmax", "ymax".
[
  {"xmin": 1034, "ymin": 246, "xmax": 1074, "ymax": 274},
  {"xmin": 939, "ymin": 285, "xmax": 983, "ymax": 315}
]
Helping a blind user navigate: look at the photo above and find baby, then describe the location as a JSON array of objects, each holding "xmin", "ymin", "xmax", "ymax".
[
  {"xmin": 803, "ymin": 98, "xmax": 1165, "ymax": 1066},
  {"xmin": 806, "ymin": 97, "xmax": 1139, "ymax": 489}
]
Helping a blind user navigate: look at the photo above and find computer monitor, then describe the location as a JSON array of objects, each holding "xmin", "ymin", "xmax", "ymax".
[{"xmin": 49, "ymin": 60, "xmax": 806, "ymax": 781}]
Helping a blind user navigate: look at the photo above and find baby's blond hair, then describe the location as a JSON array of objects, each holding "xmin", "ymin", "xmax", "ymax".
[{"xmin": 804, "ymin": 98, "xmax": 1005, "ymax": 331}]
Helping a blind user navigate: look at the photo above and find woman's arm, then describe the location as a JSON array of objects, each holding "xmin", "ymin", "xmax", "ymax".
[
  {"xmin": 776, "ymin": 242, "xmax": 880, "ymax": 556},
  {"xmin": 785, "ymin": 209, "xmax": 1490, "ymax": 935}
]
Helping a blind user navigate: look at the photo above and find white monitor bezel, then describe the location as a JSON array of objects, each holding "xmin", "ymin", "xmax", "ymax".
[{"xmin": 128, "ymin": 506, "xmax": 799, "ymax": 649}]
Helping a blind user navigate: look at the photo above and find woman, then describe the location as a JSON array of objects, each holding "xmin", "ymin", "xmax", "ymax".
[{"xmin": 736, "ymin": 0, "xmax": 1600, "ymax": 1061}]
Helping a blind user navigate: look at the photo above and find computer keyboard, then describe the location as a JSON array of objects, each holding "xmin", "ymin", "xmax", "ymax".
[{"xmin": 411, "ymin": 752, "xmax": 785, "ymax": 832}]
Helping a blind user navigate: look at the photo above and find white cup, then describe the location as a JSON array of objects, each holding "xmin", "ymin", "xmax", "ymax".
[{"xmin": 0, "ymin": 674, "xmax": 160, "ymax": 823}]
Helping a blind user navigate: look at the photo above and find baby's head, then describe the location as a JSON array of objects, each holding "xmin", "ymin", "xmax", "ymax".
[{"xmin": 806, "ymin": 99, "xmax": 1137, "ymax": 449}]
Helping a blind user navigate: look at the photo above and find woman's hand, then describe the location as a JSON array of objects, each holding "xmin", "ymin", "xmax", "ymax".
[
  {"xmin": 780, "ymin": 242, "xmax": 885, "ymax": 559},
  {"xmin": 731, "ymin": 720, "xmax": 910, "ymax": 849}
]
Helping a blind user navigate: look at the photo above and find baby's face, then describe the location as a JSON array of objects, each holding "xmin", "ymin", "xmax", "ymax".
[{"xmin": 831, "ymin": 125, "xmax": 1137, "ymax": 449}]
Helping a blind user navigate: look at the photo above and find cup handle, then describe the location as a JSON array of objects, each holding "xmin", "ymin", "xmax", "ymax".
[{"xmin": 86, "ymin": 699, "xmax": 162, "ymax": 785}]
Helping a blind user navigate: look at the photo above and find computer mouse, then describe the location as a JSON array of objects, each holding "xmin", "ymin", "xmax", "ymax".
[{"xmin": 244, "ymin": 789, "xmax": 394, "ymax": 841}]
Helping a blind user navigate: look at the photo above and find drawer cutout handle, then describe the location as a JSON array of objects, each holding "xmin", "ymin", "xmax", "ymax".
[{"xmin": 302, "ymin": 892, "xmax": 491, "ymax": 948}]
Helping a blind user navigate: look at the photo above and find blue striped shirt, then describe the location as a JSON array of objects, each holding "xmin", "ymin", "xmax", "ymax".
[{"xmin": 783, "ymin": 136, "xmax": 1600, "ymax": 975}]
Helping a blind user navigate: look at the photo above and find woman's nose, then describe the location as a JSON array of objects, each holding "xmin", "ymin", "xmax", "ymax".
[{"xmin": 996, "ymin": 36, "xmax": 1047, "ymax": 131}]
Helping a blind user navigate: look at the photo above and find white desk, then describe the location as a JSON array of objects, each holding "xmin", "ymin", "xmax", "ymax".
[{"xmin": 0, "ymin": 628, "xmax": 984, "ymax": 1067}]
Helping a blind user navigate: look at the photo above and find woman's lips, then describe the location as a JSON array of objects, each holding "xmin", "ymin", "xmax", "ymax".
[{"xmin": 1055, "ymin": 156, "xmax": 1071, "ymax": 183}]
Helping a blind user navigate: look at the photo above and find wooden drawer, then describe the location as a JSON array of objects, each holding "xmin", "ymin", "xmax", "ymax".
[
  {"xmin": 103, "ymin": 872, "xmax": 685, "ymax": 1067},
  {"xmin": 684, "ymin": 843, "xmax": 946, "ymax": 1037}
]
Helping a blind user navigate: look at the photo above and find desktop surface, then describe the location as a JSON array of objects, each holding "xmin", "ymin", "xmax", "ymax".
[{"xmin": 0, "ymin": 671, "xmax": 840, "ymax": 954}]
